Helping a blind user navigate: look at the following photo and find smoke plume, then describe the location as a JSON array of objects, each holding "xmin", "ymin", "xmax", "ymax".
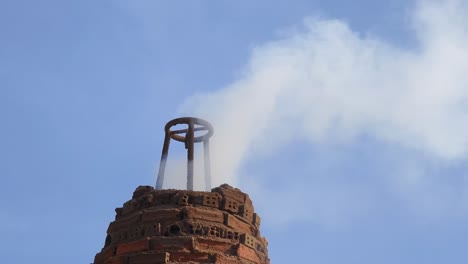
[{"xmin": 178, "ymin": 0, "xmax": 468, "ymax": 226}]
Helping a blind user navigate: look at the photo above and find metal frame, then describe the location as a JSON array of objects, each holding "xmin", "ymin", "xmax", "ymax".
[{"xmin": 156, "ymin": 117, "xmax": 214, "ymax": 191}]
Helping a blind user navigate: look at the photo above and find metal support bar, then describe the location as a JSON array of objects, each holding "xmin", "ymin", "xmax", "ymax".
[
  {"xmin": 156, "ymin": 131, "xmax": 171, "ymax": 190},
  {"xmin": 186, "ymin": 119, "xmax": 195, "ymax": 190},
  {"xmin": 203, "ymin": 139, "xmax": 212, "ymax": 191}
]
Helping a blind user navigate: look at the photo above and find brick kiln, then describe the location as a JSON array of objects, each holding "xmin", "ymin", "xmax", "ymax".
[
  {"xmin": 93, "ymin": 117, "xmax": 269, "ymax": 263},
  {"xmin": 93, "ymin": 184, "xmax": 269, "ymax": 264}
]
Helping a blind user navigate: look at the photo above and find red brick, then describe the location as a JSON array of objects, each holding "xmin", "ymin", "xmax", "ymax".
[
  {"xmin": 108, "ymin": 212, "xmax": 142, "ymax": 233},
  {"xmin": 212, "ymin": 185, "xmax": 247, "ymax": 204},
  {"xmin": 236, "ymin": 244, "xmax": 262, "ymax": 263},
  {"xmin": 184, "ymin": 206, "xmax": 224, "ymax": 224},
  {"xmin": 225, "ymin": 214, "xmax": 252, "ymax": 234},
  {"xmin": 128, "ymin": 252, "xmax": 170, "ymax": 264},
  {"xmin": 222, "ymin": 197, "xmax": 240, "ymax": 214},
  {"xmin": 150, "ymin": 236, "xmax": 194, "ymax": 252},
  {"xmin": 141, "ymin": 208, "xmax": 181, "ymax": 224},
  {"xmin": 194, "ymin": 237, "xmax": 233, "ymax": 254},
  {"xmin": 239, "ymin": 234, "xmax": 257, "ymax": 249},
  {"xmin": 116, "ymin": 238, "xmax": 150, "ymax": 255},
  {"xmin": 142, "ymin": 222, "xmax": 162, "ymax": 237},
  {"xmin": 202, "ymin": 193, "xmax": 221, "ymax": 208},
  {"xmin": 252, "ymin": 213, "xmax": 261, "ymax": 229},
  {"xmin": 238, "ymin": 204, "xmax": 254, "ymax": 223},
  {"xmin": 213, "ymin": 254, "xmax": 242, "ymax": 264},
  {"xmin": 177, "ymin": 193, "xmax": 190, "ymax": 206},
  {"xmin": 169, "ymin": 252, "xmax": 211, "ymax": 262}
]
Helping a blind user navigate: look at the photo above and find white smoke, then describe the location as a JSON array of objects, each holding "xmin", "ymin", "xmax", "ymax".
[{"xmin": 179, "ymin": 0, "xmax": 468, "ymax": 226}]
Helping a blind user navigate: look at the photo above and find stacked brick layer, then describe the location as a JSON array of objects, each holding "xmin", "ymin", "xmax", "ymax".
[{"xmin": 94, "ymin": 184, "xmax": 269, "ymax": 264}]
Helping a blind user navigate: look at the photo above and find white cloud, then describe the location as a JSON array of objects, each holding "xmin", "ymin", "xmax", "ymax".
[{"xmin": 180, "ymin": 0, "xmax": 468, "ymax": 226}]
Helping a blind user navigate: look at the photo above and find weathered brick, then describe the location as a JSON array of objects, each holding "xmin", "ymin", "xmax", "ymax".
[
  {"xmin": 177, "ymin": 192, "xmax": 190, "ymax": 206},
  {"xmin": 108, "ymin": 212, "xmax": 142, "ymax": 233},
  {"xmin": 222, "ymin": 197, "xmax": 240, "ymax": 214},
  {"xmin": 150, "ymin": 236, "xmax": 194, "ymax": 252},
  {"xmin": 213, "ymin": 254, "xmax": 242, "ymax": 264},
  {"xmin": 236, "ymin": 244, "xmax": 262, "ymax": 263},
  {"xmin": 202, "ymin": 193, "xmax": 221, "ymax": 208},
  {"xmin": 238, "ymin": 204, "xmax": 254, "ymax": 222},
  {"xmin": 141, "ymin": 208, "xmax": 181, "ymax": 224},
  {"xmin": 126, "ymin": 225, "xmax": 145, "ymax": 241},
  {"xmin": 128, "ymin": 252, "xmax": 170, "ymax": 264},
  {"xmin": 225, "ymin": 214, "xmax": 252, "ymax": 234},
  {"xmin": 151, "ymin": 191, "xmax": 178, "ymax": 206},
  {"xmin": 212, "ymin": 184, "xmax": 247, "ymax": 204},
  {"xmin": 183, "ymin": 206, "xmax": 224, "ymax": 224},
  {"xmin": 116, "ymin": 238, "xmax": 150, "ymax": 255},
  {"xmin": 169, "ymin": 252, "xmax": 211, "ymax": 263},
  {"xmin": 121, "ymin": 199, "xmax": 140, "ymax": 216},
  {"xmin": 239, "ymin": 234, "xmax": 256, "ymax": 249},
  {"xmin": 194, "ymin": 237, "xmax": 234, "ymax": 254},
  {"xmin": 143, "ymin": 222, "xmax": 162, "ymax": 237},
  {"xmin": 252, "ymin": 213, "xmax": 261, "ymax": 229},
  {"xmin": 132, "ymin": 186, "xmax": 154, "ymax": 199}
]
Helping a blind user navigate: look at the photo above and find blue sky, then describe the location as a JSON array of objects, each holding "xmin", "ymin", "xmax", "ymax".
[{"xmin": 2, "ymin": 0, "xmax": 468, "ymax": 263}]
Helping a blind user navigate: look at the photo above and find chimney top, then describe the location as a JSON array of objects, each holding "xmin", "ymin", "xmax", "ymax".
[{"xmin": 94, "ymin": 185, "xmax": 270, "ymax": 264}]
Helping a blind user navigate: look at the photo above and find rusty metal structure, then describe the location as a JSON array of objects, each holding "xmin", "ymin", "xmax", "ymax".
[{"xmin": 156, "ymin": 117, "xmax": 214, "ymax": 191}]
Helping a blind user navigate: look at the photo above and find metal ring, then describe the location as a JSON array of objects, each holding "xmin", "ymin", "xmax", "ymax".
[{"xmin": 165, "ymin": 117, "xmax": 214, "ymax": 143}]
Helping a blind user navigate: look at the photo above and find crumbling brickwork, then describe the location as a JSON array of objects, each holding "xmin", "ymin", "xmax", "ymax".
[{"xmin": 94, "ymin": 184, "xmax": 269, "ymax": 264}]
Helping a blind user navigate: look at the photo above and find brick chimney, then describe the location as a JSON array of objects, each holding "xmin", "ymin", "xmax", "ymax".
[
  {"xmin": 94, "ymin": 117, "xmax": 269, "ymax": 263},
  {"xmin": 93, "ymin": 184, "xmax": 269, "ymax": 264}
]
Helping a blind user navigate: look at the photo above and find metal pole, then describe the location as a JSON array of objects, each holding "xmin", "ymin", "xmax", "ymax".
[
  {"xmin": 186, "ymin": 120, "xmax": 195, "ymax": 190},
  {"xmin": 203, "ymin": 139, "xmax": 212, "ymax": 191},
  {"xmin": 156, "ymin": 131, "xmax": 171, "ymax": 189}
]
